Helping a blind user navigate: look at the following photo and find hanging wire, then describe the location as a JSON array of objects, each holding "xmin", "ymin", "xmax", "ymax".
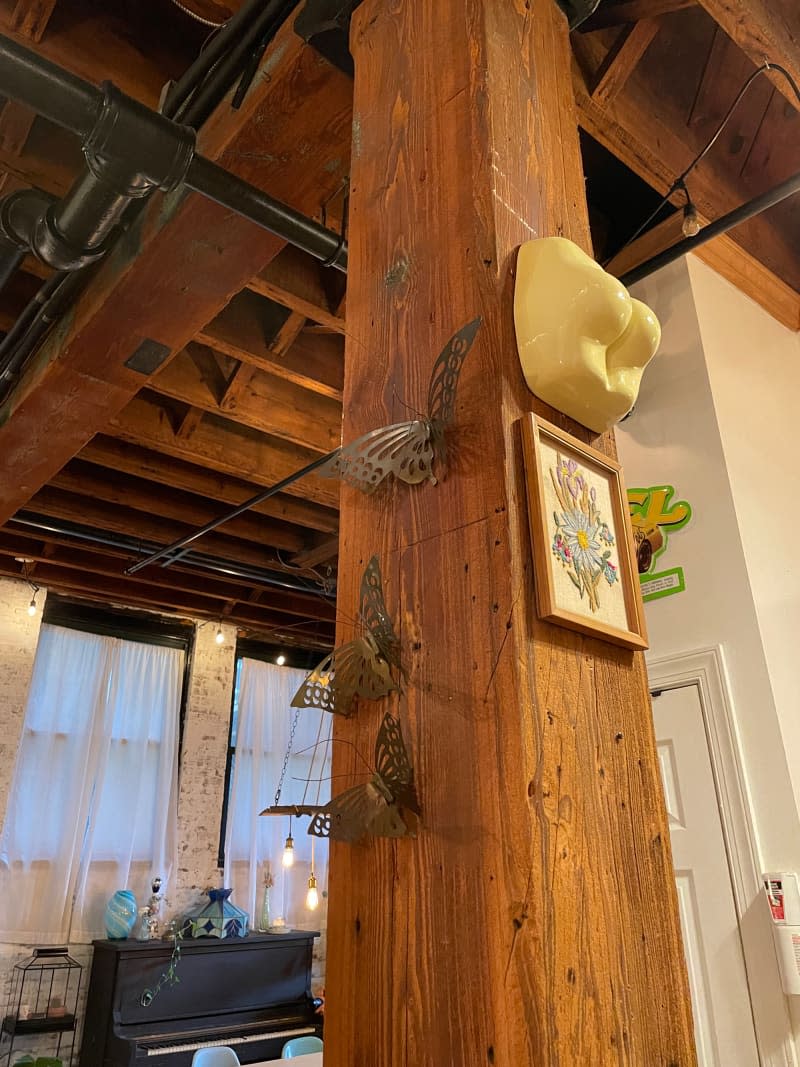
[
  {"xmin": 168, "ymin": 0, "xmax": 227, "ymax": 27},
  {"xmin": 607, "ymin": 61, "xmax": 800, "ymax": 264},
  {"xmin": 273, "ymin": 707, "xmax": 301, "ymax": 807}
]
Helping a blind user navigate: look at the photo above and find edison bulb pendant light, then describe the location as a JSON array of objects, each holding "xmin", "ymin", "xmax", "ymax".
[
  {"xmin": 282, "ymin": 816, "xmax": 295, "ymax": 869},
  {"xmin": 306, "ymin": 873, "xmax": 319, "ymax": 911},
  {"xmin": 27, "ymin": 595, "xmax": 37, "ymax": 617}
]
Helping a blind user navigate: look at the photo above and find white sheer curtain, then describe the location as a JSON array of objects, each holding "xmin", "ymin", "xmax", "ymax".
[
  {"xmin": 0, "ymin": 624, "xmax": 183, "ymax": 943},
  {"xmin": 224, "ymin": 658, "xmax": 330, "ymax": 929}
]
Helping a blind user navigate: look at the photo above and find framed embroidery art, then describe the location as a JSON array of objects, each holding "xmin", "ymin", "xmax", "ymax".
[{"xmin": 521, "ymin": 414, "xmax": 648, "ymax": 650}]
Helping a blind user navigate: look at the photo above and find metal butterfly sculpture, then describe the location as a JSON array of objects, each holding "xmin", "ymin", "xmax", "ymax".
[
  {"xmin": 291, "ymin": 555, "xmax": 401, "ymax": 717},
  {"xmin": 319, "ymin": 317, "xmax": 482, "ymax": 492},
  {"xmin": 260, "ymin": 711, "xmax": 420, "ymax": 843}
]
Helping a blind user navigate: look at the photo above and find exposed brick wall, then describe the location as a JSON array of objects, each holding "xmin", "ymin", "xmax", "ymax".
[
  {"xmin": 0, "ymin": 578, "xmax": 45, "ymax": 830},
  {"xmin": 0, "ymin": 592, "xmax": 325, "ymax": 1064}
]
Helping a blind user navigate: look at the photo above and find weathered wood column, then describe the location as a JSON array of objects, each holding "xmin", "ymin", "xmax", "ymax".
[{"xmin": 326, "ymin": 1, "xmax": 697, "ymax": 1064}]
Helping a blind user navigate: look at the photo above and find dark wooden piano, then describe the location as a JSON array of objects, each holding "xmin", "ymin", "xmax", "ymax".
[{"xmin": 79, "ymin": 933, "xmax": 322, "ymax": 1067}]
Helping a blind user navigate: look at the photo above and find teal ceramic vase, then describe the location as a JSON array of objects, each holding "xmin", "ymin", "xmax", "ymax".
[{"xmin": 105, "ymin": 889, "xmax": 138, "ymax": 939}]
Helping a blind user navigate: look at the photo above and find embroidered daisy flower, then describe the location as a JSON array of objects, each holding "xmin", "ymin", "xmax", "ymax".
[{"xmin": 560, "ymin": 508, "xmax": 603, "ymax": 573}]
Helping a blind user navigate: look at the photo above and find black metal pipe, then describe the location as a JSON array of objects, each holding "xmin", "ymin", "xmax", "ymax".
[
  {"xmin": 166, "ymin": 0, "xmax": 291, "ymax": 119},
  {"xmin": 0, "ymin": 37, "xmax": 100, "ymax": 136},
  {"xmin": 186, "ymin": 155, "xmax": 348, "ymax": 271},
  {"xmin": 176, "ymin": 0, "xmax": 296, "ymax": 126},
  {"xmin": 9, "ymin": 512, "xmax": 336, "ymax": 599},
  {"xmin": 621, "ymin": 169, "xmax": 800, "ymax": 287},
  {"xmin": 126, "ymin": 447, "xmax": 341, "ymax": 574}
]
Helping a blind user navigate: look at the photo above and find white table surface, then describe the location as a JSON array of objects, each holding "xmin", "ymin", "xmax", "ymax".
[{"xmin": 255, "ymin": 1055, "xmax": 322, "ymax": 1066}]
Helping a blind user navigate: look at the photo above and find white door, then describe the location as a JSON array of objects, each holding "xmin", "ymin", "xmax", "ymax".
[{"xmin": 652, "ymin": 683, "xmax": 761, "ymax": 1065}]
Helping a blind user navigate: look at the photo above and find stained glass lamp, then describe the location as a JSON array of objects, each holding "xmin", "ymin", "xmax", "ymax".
[{"xmin": 181, "ymin": 889, "xmax": 249, "ymax": 939}]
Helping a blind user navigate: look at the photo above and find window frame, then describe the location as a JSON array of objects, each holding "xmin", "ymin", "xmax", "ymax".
[{"xmin": 216, "ymin": 640, "xmax": 321, "ymax": 869}]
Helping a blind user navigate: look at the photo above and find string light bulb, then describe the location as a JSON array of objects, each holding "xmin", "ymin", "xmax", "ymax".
[
  {"xmin": 305, "ymin": 872, "xmax": 319, "ymax": 911},
  {"xmin": 282, "ymin": 816, "xmax": 295, "ymax": 868},
  {"xmin": 682, "ymin": 201, "xmax": 701, "ymax": 238},
  {"xmin": 276, "ymin": 654, "xmax": 286, "ymax": 666},
  {"xmin": 215, "ymin": 626, "xmax": 225, "ymax": 645},
  {"xmin": 27, "ymin": 593, "xmax": 37, "ymax": 617}
]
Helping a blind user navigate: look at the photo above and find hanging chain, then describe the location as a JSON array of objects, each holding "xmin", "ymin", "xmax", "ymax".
[{"xmin": 274, "ymin": 707, "xmax": 301, "ymax": 807}]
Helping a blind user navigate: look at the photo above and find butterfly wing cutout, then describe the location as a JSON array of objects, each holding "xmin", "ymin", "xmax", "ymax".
[
  {"xmin": 426, "ymin": 317, "xmax": 482, "ymax": 426},
  {"xmin": 307, "ymin": 780, "xmax": 408, "ymax": 843},
  {"xmin": 318, "ymin": 420, "xmax": 435, "ymax": 492},
  {"xmin": 317, "ymin": 318, "xmax": 481, "ymax": 494},
  {"xmin": 290, "ymin": 637, "xmax": 397, "ymax": 717},
  {"xmin": 374, "ymin": 711, "xmax": 420, "ymax": 815},
  {"xmin": 360, "ymin": 555, "xmax": 401, "ymax": 670}
]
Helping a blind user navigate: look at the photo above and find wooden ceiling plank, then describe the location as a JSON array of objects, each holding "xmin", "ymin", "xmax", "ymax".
[
  {"xmin": 580, "ymin": 0, "xmax": 696, "ymax": 31},
  {"xmin": 591, "ymin": 20, "xmax": 660, "ymax": 107},
  {"xmin": 80, "ymin": 436, "xmax": 340, "ymax": 534},
  {"xmin": 696, "ymin": 0, "xmax": 800, "ymax": 111},
  {"xmin": 572, "ymin": 50, "xmax": 800, "ymax": 326},
  {"xmin": 0, "ymin": 143, "xmax": 72, "ymax": 197},
  {"xmin": 10, "ymin": 0, "xmax": 59, "ymax": 42},
  {"xmin": 149, "ymin": 347, "xmax": 341, "ymax": 454},
  {"xmin": 0, "ymin": 100, "xmax": 35, "ymax": 195},
  {"xmin": 52, "ymin": 458, "xmax": 307, "ymax": 554},
  {"xmin": 108, "ymin": 393, "xmax": 340, "ymax": 509},
  {"xmin": 0, "ymin": 18, "xmax": 353, "ymax": 526}
]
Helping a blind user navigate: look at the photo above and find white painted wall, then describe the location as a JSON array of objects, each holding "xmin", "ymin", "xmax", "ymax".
[
  {"xmin": 617, "ymin": 257, "xmax": 800, "ymax": 1061},
  {"xmin": 688, "ymin": 256, "xmax": 800, "ymax": 815}
]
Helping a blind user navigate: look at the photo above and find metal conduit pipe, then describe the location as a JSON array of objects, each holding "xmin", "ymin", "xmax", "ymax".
[
  {"xmin": 8, "ymin": 512, "xmax": 336, "ymax": 599},
  {"xmin": 621, "ymin": 168, "xmax": 800, "ymax": 287},
  {"xmin": 0, "ymin": 22, "xmax": 347, "ymax": 405}
]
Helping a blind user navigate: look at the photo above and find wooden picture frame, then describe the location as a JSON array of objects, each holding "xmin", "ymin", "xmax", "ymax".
[{"xmin": 521, "ymin": 413, "xmax": 648, "ymax": 650}]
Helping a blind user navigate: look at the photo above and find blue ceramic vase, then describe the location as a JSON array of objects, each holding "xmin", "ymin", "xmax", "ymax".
[{"xmin": 105, "ymin": 889, "xmax": 138, "ymax": 939}]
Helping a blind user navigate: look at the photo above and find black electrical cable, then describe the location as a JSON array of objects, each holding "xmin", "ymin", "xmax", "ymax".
[{"xmin": 607, "ymin": 61, "xmax": 800, "ymax": 264}]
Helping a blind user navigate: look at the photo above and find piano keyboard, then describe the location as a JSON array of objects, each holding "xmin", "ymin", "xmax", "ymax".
[{"xmin": 143, "ymin": 1028, "xmax": 316, "ymax": 1057}]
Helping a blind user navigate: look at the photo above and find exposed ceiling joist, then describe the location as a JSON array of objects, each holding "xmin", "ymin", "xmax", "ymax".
[
  {"xmin": 0, "ymin": 18, "xmax": 352, "ymax": 528},
  {"xmin": 79, "ymin": 436, "xmax": 340, "ymax": 535},
  {"xmin": 590, "ymin": 20, "xmax": 659, "ymax": 107},
  {"xmin": 580, "ymin": 0, "xmax": 695, "ymax": 31},
  {"xmin": 696, "ymin": 0, "xmax": 800, "ymax": 110},
  {"xmin": 9, "ymin": 0, "xmax": 59, "ymax": 43}
]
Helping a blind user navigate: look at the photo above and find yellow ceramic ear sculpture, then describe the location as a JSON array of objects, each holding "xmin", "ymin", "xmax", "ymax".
[{"xmin": 513, "ymin": 237, "xmax": 661, "ymax": 433}]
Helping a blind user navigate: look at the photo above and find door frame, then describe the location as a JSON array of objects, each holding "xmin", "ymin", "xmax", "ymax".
[{"xmin": 647, "ymin": 645, "xmax": 796, "ymax": 1067}]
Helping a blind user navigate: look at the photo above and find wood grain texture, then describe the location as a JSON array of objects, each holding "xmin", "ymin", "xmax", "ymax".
[
  {"xmin": 696, "ymin": 0, "xmax": 800, "ymax": 109},
  {"xmin": 10, "ymin": 0, "xmax": 58, "ymax": 41},
  {"xmin": 324, "ymin": 1, "xmax": 696, "ymax": 1065},
  {"xmin": 0, "ymin": 19, "xmax": 352, "ymax": 526},
  {"xmin": 590, "ymin": 20, "xmax": 659, "ymax": 107},
  {"xmin": 581, "ymin": 0, "xmax": 695, "ymax": 29}
]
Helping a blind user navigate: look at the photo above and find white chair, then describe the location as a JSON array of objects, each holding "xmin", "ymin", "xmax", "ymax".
[{"xmin": 191, "ymin": 1047, "xmax": 240, "ymax": 1067}]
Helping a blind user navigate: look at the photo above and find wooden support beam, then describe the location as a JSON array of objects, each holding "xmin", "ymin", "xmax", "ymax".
[
  {"xmin": 0, "ymin": 19, "xmax": 352, "ymax": 526},
  {"xmin": 108, "ymin": 393, "xmax": 340, "ymax": 510},
  {"xmin": 590, "ymin": 20, "xmax": 660, "ymax": 107},
  {"xmin": 197, "ymin": 293, "xmax": 345, "ymax": 401},
  {"xmin": 149, "ymin": 346, "xmax": 342, "ymax": 454},
  {"xmin": 696, "ymin": 0, "xmax": 800, "ymax": 111},
  {"xmin": 325, "ymin": 1, "xmax": 695, "ymax": 1064},
  {"xmin": 80, "ymin": 436, "xmax": 340, "ymax": 534},
  {"xmin": 174, "ymin": 405, "xmax": 205, "ymax": 441},
  {"xmin": 605, "ymin": 210, "xmax": 686, "ymax": 276},
  {"xmin": 572, "ymin": 43, "xmax": 800, "ymax": 327},
  {"xmin": 0, "ymin": 143, "xmax": 72, "ymax": 197},
  {"xmin": 10, "ymin": 0, "xmax": 59, "ymax": 42},
  {"xmin": 247, "ymin": 244, "xmax": 346, "ymax": 332},
  {"xmin": 581, "ymin": 0, "xmax": 695, "ymax": 30},
  {"xmin": 271, "ymin": 310, "xmax": 308, "ymax": 356},
  {"xmin": 290, "ymin": 536, "xmax": 338, "ymax": 569}
]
